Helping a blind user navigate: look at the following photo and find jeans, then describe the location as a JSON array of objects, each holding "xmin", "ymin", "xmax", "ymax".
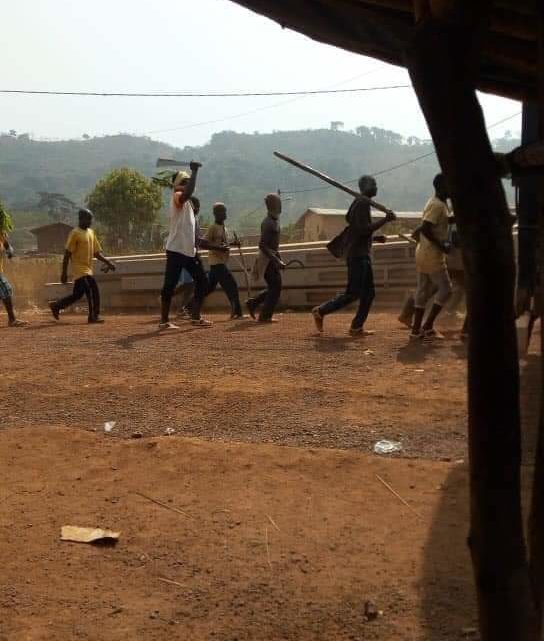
[
  {"xmin": 55, "ymin": 275, "xmax": 100, "ymax": 321},
  {"xmin": 207, "ymin": 264, "xmax": 242, "ymax": 316},
  {"xmin": 253, "ymin": 261, "xmax": 282, "ymax": 321},
  {"xmin": 161, "ymin": 251, "xmax": 207, "ymax": 320},
  {"xmin": 319, "ymin": 255, "xmax": 375, "ymax": 329}
]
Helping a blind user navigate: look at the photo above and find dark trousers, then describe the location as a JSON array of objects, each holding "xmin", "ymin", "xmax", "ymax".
[
  {"xmin": 207, "ymin": 263, "xmax": 242, "ymax": 316},
  {"xmin": 56, "ymin": 275, "xmax": 100, "ymax": 321},
  {"xmin": 161, "ymin": 251, "xmax": 207, "ymax": 320},
  {"xmin": 319, "ymin": 255, "xmax": 375, "ymax": 329},
  {"xmin": 253, "ymin": 261, "xmax": 282, "ymax": 320}
]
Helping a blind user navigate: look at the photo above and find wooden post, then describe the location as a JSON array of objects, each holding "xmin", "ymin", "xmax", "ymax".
[
  {"xmin": 516, "ymin": 104, "xmax": 539, "ymax": 317},
  {"xmin": 529, "ymin": 4, "xmax": 544, "ymax": 637},
  {"xmin": 407, "ymin": 1, "xmax": 537, "ymax": 639}
]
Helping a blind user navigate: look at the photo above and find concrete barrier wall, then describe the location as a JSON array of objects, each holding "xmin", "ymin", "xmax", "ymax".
[{"xmin": 43, "ymin": 237, "xmax": 422, "ymax": 312}]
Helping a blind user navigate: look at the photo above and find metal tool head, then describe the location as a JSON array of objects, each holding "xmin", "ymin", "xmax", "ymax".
[{"xmin": 155, "ymin": 158, "xmax": 191, "ymax": 168}]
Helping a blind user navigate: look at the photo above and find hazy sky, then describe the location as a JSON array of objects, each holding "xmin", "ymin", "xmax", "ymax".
[{"xmin": 2, "ymin": 0, "xmax": 521, "ymax": 148}]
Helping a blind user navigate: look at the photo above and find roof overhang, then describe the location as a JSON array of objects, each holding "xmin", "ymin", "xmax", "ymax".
[{"xmin": 231, "ymin": 0, "xmax": 535, "ymax": 102}]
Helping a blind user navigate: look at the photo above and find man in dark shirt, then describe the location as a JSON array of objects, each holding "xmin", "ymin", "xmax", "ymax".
[
  {"xmin": 247, "ymin": 193, "xmax": 285, "ymax": 322},
  {"xmin": 312, "ymin": 175, "xmax": 396, "ymax": 336}
]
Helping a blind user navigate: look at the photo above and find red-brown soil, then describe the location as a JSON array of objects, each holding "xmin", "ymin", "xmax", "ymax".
[{"xmin": 0, "ymin": 311, "xmax": 482, "ymax": 640}]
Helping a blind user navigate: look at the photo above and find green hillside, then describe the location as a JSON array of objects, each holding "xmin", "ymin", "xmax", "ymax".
[{"xmin": 0, "ymin": 128, "xmax": 518, "ymax": 236}]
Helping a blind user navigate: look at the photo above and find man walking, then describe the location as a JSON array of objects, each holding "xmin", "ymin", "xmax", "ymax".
[
  {"xmin": 246, "ymin": 193, "xmax": 285, "ymax": 323},
  {"xmin": 205, "ymin": 202, "xmax": 243, "ymax": 319},
  {"xmin": 49, "ymin": 208, "xmax": 115, "ymax": 323},
  {"xmin": 410, "ymin": 173, "xmax": 453, "ymax": 339},
  {"xmin": 159, "ymin": 163, "xmax": 211, "ymax": 330},
  {"xmin": 312, "ymin": 175, "xmax": 395, "ymax": 336},
  {"xmin": 0, "ymin": 233, "xmax": 27, "ymax": 327}
]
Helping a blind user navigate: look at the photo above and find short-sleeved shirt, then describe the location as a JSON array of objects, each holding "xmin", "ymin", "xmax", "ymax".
[
  {"xmin": 66, "ymin": 227, "xmax": 102, "ymax": 280},
  {"xmin": 206, "ymin": 222, "xmax": 229, "ymax": 266},
  {"xmin": 346, "ymin": 199, "xmax": 372, "ymax": 258},
  {"xmin": 165, "ymin": 193, "xmax": 196, "ymax": 257},
  {"xmin": 415, "ymin": 197, "xmax": 450, "ymax": 274}
]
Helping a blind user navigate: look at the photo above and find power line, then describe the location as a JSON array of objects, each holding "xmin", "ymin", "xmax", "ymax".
[
  {"xmin": 280, "ymin": 111, "xmax": 522, "ymax": 195},
  {"xmin": 142, "ymin": 67, "xmax": 384, "ymax": 136},
  {"xmin": 0, "ymin": 84, "xmax": 410, "ymax": 99}
]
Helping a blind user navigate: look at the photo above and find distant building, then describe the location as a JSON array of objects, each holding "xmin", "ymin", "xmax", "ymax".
[
  {"xmin": 294, "ymin": 208, "xmax": 347, "ymax": 242},
  {"xmin": 294, "ymin": 207, "xmax": 424, "ymax": 241},
  {"xmin": 30, "ymin": 222, "xmax": 73, "ymax": 254}
]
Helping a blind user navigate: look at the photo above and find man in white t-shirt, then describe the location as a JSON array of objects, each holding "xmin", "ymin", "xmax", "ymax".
[{"xmin": 159, "ymin": 162, "xmax": 211, "ymax": 330}]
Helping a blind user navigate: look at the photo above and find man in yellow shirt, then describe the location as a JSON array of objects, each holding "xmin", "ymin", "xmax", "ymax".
[
  {"xmin": 411, "ymin": 174, "xmax": 453, "ymax": 339},
  {"xmin": 49, "ymin": 208, "xmax": 115, "ymax": 323},
  {"xmin": 0, "ymin": 233, "xmax": 27, "ymax": 327},
  {"xmin": 204, "ymin": 202, "xmax": 243, "ymax": 319}
]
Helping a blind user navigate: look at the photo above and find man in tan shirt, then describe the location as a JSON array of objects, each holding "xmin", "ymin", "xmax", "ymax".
[
  {"xmin": 205, "ymin": 203, "xmax": 243, "ymax": 319},
  {"xmin": 411, "ymin": 174, "xmax": 453, "ymax": 339}
]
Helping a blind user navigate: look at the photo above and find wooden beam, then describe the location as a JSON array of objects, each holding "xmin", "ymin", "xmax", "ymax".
[
  {"xmin": 529, "ymin": 4, "xmax": 544, "ymax": 637},
  {"xmin": 484, "ymin": 33, "xmax": 537, "ymax": 76},
  {"xmin": 494, "ymin": 0, "xmax": 536, "ymax": 17},
  {"xmin": 359, "ymin": 1, "xmax": 537, "ymax": 41},
  {"xmin": 492, "ymin": 7, "xmax": 537, "ymax": 42}
]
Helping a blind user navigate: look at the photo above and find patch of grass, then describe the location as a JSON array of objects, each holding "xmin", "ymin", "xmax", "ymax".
[{"xmin": 4, "ymin": 256, "xmax": 62, "ymax": 309}]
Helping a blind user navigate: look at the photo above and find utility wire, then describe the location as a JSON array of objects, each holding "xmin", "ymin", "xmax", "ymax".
[
  {"xmin": 280, "ymin": 111, "xmax": 522, "ymax": 195},
  {"xmin": 143, "ymin": 67, "xmax": 384, "ymax": 136},
  {"xmin": 0, "ymin": 84, "xmax": 410, "ymax": 98}
]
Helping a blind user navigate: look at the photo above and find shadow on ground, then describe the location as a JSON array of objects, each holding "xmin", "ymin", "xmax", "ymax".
[
  {"xmin": 420, "ymin": 347, "xmax": 541, "ymax": 639},
  {"xmin": 420, "ymin": 463, "xmax": 477, "ymax": 640}
]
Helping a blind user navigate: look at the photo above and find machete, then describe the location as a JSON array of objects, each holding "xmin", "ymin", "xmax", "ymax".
[{"xmin": 155, "ymin": 158, "xmax": 192, "ymax": 168}]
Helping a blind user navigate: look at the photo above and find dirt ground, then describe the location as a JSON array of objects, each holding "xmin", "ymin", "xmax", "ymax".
[
  {"xmin": 0, "ymin": 428, "xmax": 475, "ymax": 641},
  {"xmin": 2, "ymin": 312, "xmax": 468, "ymax": 460},
  {"xmin": 0, "ymin": 311, "xmax": 481, "ymax": 640}
]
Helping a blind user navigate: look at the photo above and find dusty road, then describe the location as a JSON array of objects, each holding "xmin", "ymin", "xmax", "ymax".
[
  {"xmin": 0, "ymin": 311, "xmax": 483, "ymax": 640},
  {"xmin": 0, "ymin": 427, "xmax": 475, "ymax": 641},
  {"xmin": 2, "ymin": 312, "xmax": 468, "ymax": 460}
]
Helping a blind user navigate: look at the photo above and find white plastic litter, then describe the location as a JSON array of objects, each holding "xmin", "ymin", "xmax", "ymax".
[
  {"xmin": 104, "ymin": 421, "xmax": 116, "ymax": 433},
  {"xmin": 61, "ymin": 525, "xmax": 120, "ymax": 544},
  {"xmin": 164, "ymin": 428, "xmax": 176, "ymax": 436},
  {"xmin": 373, "ymin": 440, "xmax": 403, "ymax": 455}
]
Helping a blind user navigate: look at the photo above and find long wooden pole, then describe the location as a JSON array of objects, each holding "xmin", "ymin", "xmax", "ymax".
[
  {"xmin": 273, "ymin": 151, "xmax": 394, "ymax": 215},
  {"xmin": 232, "ymin": 232, "xmax": 252, "ymax": 299}
]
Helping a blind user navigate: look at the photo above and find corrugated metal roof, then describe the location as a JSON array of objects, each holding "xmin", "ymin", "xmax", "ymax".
[
  {"xmin": 30, "ymin": 222, "xmax": 73, "ymax": 235},
  {"xmin": 306, "ymin": 208, "xmax": 347, "ymax": 217}
]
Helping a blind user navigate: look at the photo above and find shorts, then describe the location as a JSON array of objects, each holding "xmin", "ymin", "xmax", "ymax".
[
  {"xmin": 177, "ymin": 268, "xmax": 193, "ymax": 286},
  {"xmin": 0, "ymin": 274, "xmax": 13, "ymax": 300},
  {"xmin": 414, "ymin": 268, "xmax": 452, "ymax": 308}
]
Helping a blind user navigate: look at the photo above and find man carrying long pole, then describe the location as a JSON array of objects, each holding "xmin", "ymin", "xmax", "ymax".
[
  {"xmin": 273, "ymin": 151, "xmax": 396, "ymax": 336},
  {"xmin": 311, "ymin": 175, "xmax": 396, "ymax": 336}
]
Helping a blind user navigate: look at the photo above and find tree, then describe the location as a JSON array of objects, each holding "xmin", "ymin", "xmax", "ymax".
[
  {"xmin": 0, "ymin": 198, "xmax": 14, "ymax": 234},
  {"xmin": 36, "ymin": 192, "xmax": 77, "ymax": 222},
  {"xmin": 86, "ymin": 167, "xmax": 162, "ymax": 250}
]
